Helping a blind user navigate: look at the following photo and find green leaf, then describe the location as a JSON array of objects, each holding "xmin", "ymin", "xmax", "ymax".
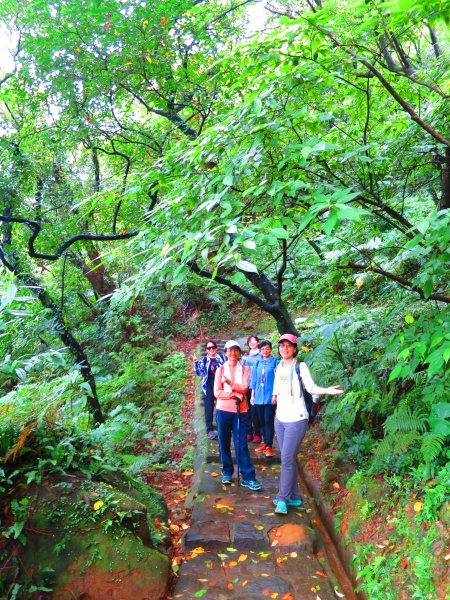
[
  {"xmin": 253, "ymin": 98, "xmax": 262, "ymax": 116},
  {"xmin": 428, "ymin": 417, "xmax": 450, "ymax": 436},
  {"xmin": 434, "ymin": 403, "xmax": 450, "ymax": 419},
  {"xmin": 388, "ymin": 363, "xmax": 403, "ymax": 382},
  {"xmin": 194, "ymin": 590, "xmax": 208, "ymax": 597},
  {"xmin": 270, "ymin": 228, "xmax": 289, "ymax": 239},
  {"xmin": 236, "ymin": 260, "xmax": 258, "ymax": 273},
  {"xmin": 230, "ymin": 271, "xmax": 247, "ymax": 285},
  {"xmin": 405, "ymin": 315, "xmax": 415, "ymax": 324},
  {"xmin": 322, "ymin": 208, "xmax": 339, "ymax": 235}
]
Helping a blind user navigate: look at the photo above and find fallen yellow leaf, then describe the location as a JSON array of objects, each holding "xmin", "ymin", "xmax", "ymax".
[
  {"xmin": 229, "ymin": 561, "xmax": 238, "ymax": 567},
  {"xmin": 190, "ymin": 547, "xmax": 205, "ymax": 558},
  {"xmin": 93, "ymin": 500, "xmax": 104, "ymax": 511},
  {"xmin": 238, "ymin": 554, "xmax": 247, "ymax": 562},
  {"xmin": 413, "ymin": 501, "xmax": 423, "ymax": 513},
  {"xmin": 332, "ymin": 482, "xmax": 341, "ymax": 489},
  {"xmin": 215, "ymin": 503, "xmax": 234, "ymax": 511}
]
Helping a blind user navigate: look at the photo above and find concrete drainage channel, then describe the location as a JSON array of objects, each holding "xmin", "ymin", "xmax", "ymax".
[{"xmin": 298, "ymin": 463, "xmax": 366, "ymax": 600}]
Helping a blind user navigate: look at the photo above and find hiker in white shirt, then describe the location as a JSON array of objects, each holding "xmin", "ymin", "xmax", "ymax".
[{"xmin": 272, "ymin": 334, "xmax": 344, "ymax": 515}]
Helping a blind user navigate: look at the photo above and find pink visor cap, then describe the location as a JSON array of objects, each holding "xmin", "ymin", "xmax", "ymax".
[{"xmin": 278, "ymin": 333, "xmax": 298, "ymax": 345}]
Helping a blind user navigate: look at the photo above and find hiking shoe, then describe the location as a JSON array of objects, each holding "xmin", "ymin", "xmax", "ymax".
[
  {"xmin": 221, "ymin": 475, "xmax": 233, "ymax": 485},
  {"xmin": 265, "ymin": 447, "xmax": 273, "ymax": 457},
  {"xmin": 274, "ymin": 500, "xmax": 288, "ymax": 515},
  {"xmin": 247, "ymin": 434, "xmax": 253, "ymax": 442},
  {"xmin": 252, "ymin": 435, "xmax": 262, "ymax": 443},
  {"xmin": 273, "ymin": 498, "xmax": 302, "ymax": 508},
  {"xmin": 255, "ymin": 443, "xmax": 267, "ymax": 452},
  {"xmin": 240, "ymin": 479, "xmax": 262, "ymax": 491},
  {"xmin": 287, "ymin": 498, "xmax": 302, "ymax": 507},
  {"xmin": 207, "ymin": 431, "xmax": 218, "ymax": 440}
]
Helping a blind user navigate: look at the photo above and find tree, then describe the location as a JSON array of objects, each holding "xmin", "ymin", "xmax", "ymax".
[{"xmin": 131, "ymin": 0, "xmax": 449, "ymax": 325}]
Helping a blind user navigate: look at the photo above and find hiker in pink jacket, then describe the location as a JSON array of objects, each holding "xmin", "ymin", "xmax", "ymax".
[{"xmin": 214, "ymin": 340, "xmax": 262, "ymax": 491}]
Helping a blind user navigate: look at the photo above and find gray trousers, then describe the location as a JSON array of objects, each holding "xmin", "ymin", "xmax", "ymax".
[{"xmin": 274, "ymin": 417, "xmax": 308, "ymax": 502}]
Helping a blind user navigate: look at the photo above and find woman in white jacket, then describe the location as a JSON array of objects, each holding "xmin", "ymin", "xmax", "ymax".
[{"xmin": 272, "ymin": 334, "xmax": 344, "ymax": 515}]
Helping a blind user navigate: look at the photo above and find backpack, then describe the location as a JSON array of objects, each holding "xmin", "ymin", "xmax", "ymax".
[{"xmin": 294, "ymin": 362, "xmax": 320, "ymax": 424}]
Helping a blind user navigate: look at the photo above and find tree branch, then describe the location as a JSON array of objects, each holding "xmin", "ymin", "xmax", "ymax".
[
  {"xmin": 337, "ymin": 262, "xmax": 450, "ymax": 303},
  {"xmin": 0, "ymin": 216, "xmax": 138, "ymax": 261},
  {"xmin": 277, "ymin": 239, "xmax": 287, "ymax": 292},
  {"xmin": 318, "ymin": 28, "xmax": 450, "ymax": 146},
  {"xmin": 187, "ymin": 260, "xmax": 271, "ymax": 310}
]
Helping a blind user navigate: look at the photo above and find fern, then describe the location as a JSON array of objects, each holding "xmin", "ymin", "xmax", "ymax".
[
  {"xmin": 384, "ymin": 407, "xmax": 427, "ymax": 434},
  {"xmin": 421, "ymin": 434, "xmax": 445, "ymax": 464},
  {"xmin": 372, "ymin": 431, "xmax": 421, "ymax": 464},
  {"xmin": 5, "ymin": 422, "xmax": 35, "ymax": 463},
  {"xmin": 408, "ymin": 370, "xmax": 428, "ymax": 385},
  {"xmin": 382, "ymin": 351, "xmax": 400, "ymax": 367}
]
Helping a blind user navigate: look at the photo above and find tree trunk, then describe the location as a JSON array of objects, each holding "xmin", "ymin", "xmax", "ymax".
[
  {"xmin": 267, "ymin": 302, "xmax": 299, "ymax": 335},
  {"xmin": 23, "ymin": 272, "xmax": 104, "ymax": 423},
  {"xmin": 187, "ymin": 261, "xmax": 299, "ymax": 335},
  {"xmin": 440, "ymin": 147, "xmax": 450, "ymax": 211},
  {"xmin": 69, "ymin": 248, "xmax": 116, "ymax": 300},
  {"xmin": 0, "ymin": 245, "xmax": 104, "ymax": 424},
  {"xmin": 242, "ymin": 271, "xmax": 299, "ymax": 335}
]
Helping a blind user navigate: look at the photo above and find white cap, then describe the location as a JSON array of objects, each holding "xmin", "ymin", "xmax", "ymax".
[{"xmin": 224, "ymin": 340, "xmax": 241, "ymax": 350}]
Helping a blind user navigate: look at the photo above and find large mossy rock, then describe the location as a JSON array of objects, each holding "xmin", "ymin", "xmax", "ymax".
[{"xmin": 10, "ymin": 474, "xmax": 169, "ymax": 599}]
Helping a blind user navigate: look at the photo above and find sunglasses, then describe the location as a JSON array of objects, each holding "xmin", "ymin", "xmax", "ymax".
[{"xmin": 206, "ymin": 346, "xmax": 217, "ymax": 350}]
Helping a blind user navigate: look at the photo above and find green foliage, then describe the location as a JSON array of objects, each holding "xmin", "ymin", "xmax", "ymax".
[
  {"xmin": 0, "ymin": 343, "xmax": 189, "ymax": 595},
  {"xmin": 0, "ymin": 0, "xmax": 449, "ymax": 596},
  {"xmin": 350, "ymin": 466, "xmax": 450, "ymax": 599},
  {"xmin": 387, "ymin": 307, "xmax": 450, "ymax": 381}
]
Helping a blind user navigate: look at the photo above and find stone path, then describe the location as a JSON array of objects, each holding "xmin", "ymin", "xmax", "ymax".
[{"xmin": 173, "ymin": 441, "xmax": 344, "ymax": 599}]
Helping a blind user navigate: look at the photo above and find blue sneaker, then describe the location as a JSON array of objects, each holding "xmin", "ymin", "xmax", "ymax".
[
  {"xmin": 240, "ymin": 479, "xmax": 262, "ymax": 491},
  {"xmin": 273, "ymin": 498, "xmax": 303, "ymax": 508},
  {"xmin": 274, "ymin": 500, "xmax": 287, "ymax": 515},
  {"xmin": 287, "ymin": 498, "xmax": 303, "ymax": 507},
  {"xmin": 221, "ymin": 475, "xmax": 233, "ymax": 485}
]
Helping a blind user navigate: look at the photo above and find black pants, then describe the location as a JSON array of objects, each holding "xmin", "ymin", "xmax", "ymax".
[
  {"xmin": 246, "ymin": 390, "xmax": 261, "ymax": 437},
  {"xmin": 203, "ymin": 389, "xmax": 215, "ymax": 433},
  {"xmin": 254, "ymin": 404, "xmax": 276, "ymax": 448}
]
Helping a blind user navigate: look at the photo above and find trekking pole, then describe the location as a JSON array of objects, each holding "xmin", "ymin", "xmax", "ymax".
[{"xmin": 235, "ymin": 396, "xmax": 241, "ymax": 485}]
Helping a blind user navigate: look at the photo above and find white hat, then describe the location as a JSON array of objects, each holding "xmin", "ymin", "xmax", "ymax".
[{"xmin": 224, "ymin": 340, "xmax": 241, "ymax": 350}]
